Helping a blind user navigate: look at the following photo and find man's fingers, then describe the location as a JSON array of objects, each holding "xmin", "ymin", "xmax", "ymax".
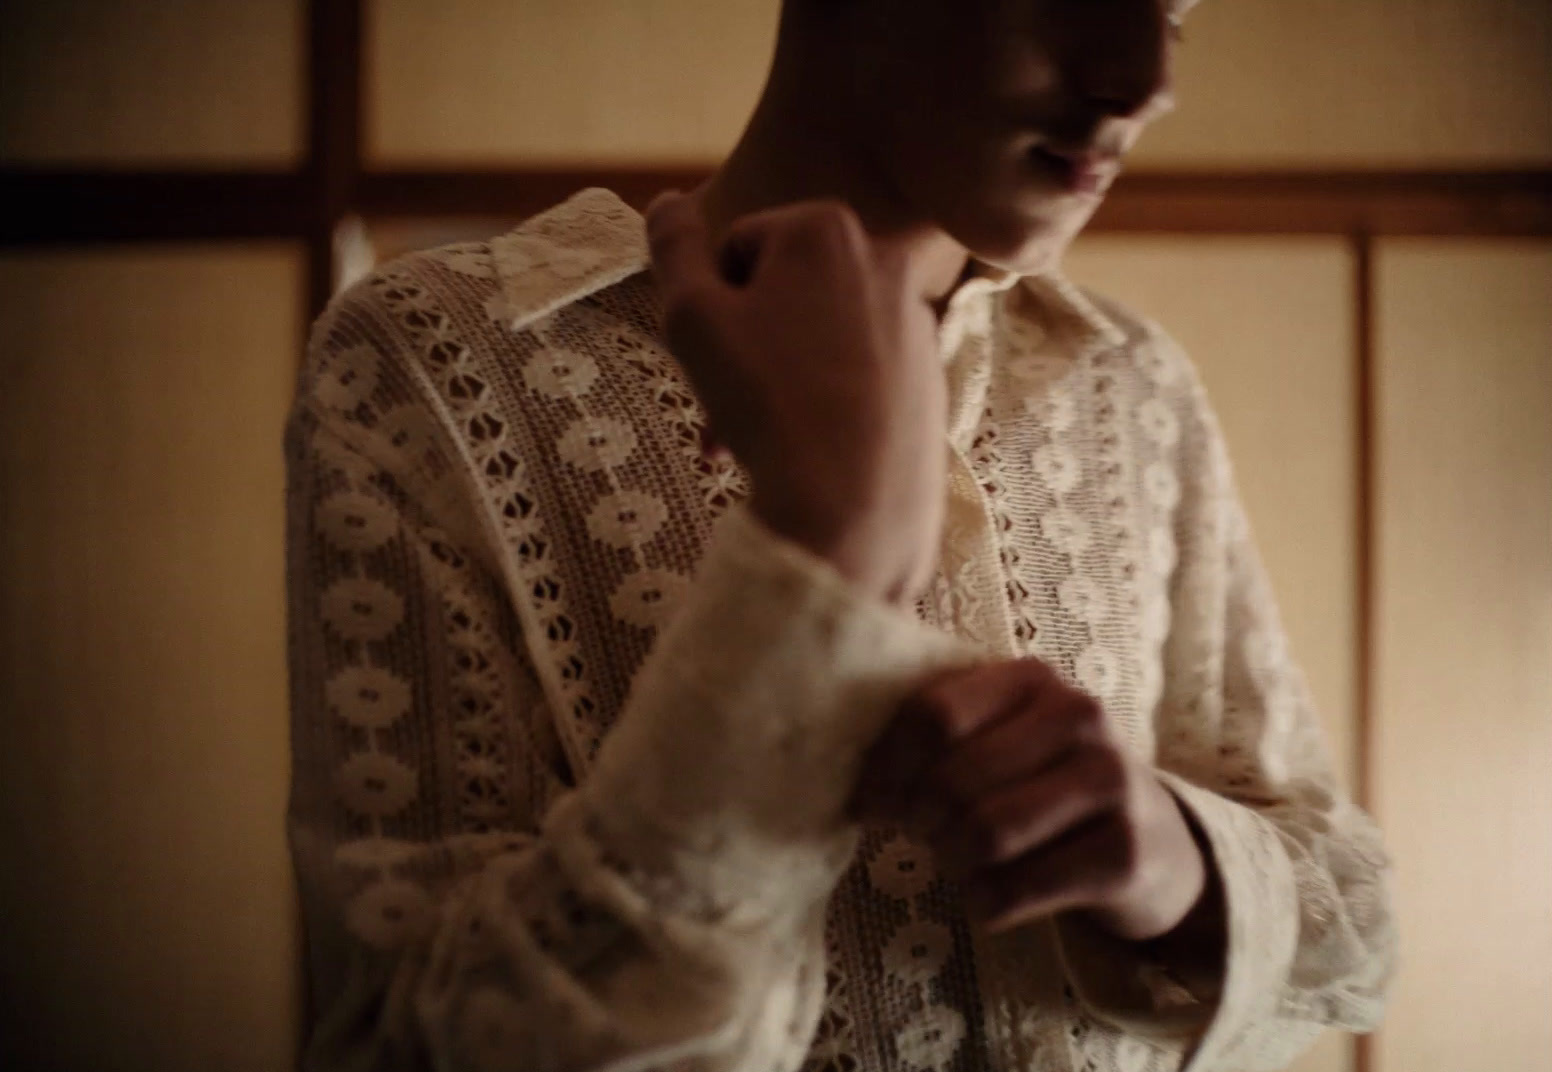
[
  {"xmin": 645, "ymin": 190, "xmax": 723, "ymax": 302},
  {"xmin": 967, "ymin": 813, "xmax": 1138, "ymax": 933},
  {"xmin": 650, "ymin": 195, "xmax": 876, "ymax": 311},
  {"xmin": 854, "ymin": 659, "xmax": 1043, "ymax": 813},
  {"xmin": 927, "ymin": 696, "xmax": 1101, "ymax": 803},
  {"xmin": 646, "ymin": 191, "xmax": 746, "ymax": 404},
  {"xmin": 930, "ymin": 743, "xmax": 1129, "ymax": 871},
  {"xmin": 721, "ymin": 199, "xmax": 872, "ymax": 288},
  {"xmin": 850, "ymin": 659, "xmax": 1049, "ymax": 824},
  {"xmin": 909, "ymin": 658, "xmax": 1060, "ymax": 741}
]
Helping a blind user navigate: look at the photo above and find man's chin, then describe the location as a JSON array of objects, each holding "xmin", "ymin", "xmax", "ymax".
[{"xmin": 954, "ymin": 201, "xmax": 1096, "ymax": 276}]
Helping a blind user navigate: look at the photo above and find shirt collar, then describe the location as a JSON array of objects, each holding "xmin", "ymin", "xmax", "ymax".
[
  {"xmin": 488, "ymin": 186, "xmax": 1127, "ymax": 355},
  {"xmin": 1021, "ymin": 270, "xmax": 1130, "ymax": 356},
  {"xmin": 488, "ymin": 187, "xmax": 650, "ymax": 332}
]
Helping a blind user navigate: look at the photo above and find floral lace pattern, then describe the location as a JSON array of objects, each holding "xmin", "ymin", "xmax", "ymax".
[{"xmin": 286, "ymin": 189, "xmax": 1396, "ymax": 1071}]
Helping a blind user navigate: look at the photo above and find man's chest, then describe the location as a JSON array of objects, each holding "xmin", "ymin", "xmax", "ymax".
[{"xmin": 455, "ymin": 291, "xmax": 1174, "ymax": 755}]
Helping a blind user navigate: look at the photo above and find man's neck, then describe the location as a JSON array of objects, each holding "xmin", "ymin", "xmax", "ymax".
[{"xmin": 695, "ymin": 95, "xmax": 972, "ymax": 315}]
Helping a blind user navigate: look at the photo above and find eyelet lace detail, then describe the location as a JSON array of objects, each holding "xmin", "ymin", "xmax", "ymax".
[{"xmin": 286, "ymin": 191, "xmax": 1396, "ymax": 1072}]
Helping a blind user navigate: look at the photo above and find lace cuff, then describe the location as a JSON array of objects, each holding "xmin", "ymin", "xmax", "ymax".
[
  {"xmin": 1052, "ymin": 909, "xmax": 1211, "ymax": 1052},
  {"xmin": 1154, "ymin": 772, "xmax": 1301, "ymax": 1071},
  {"xmin": 1052, "ymin": 772, "xmax": 1302, "ymax": 1068},
  {"xmin": 583, "ymin": 505, "xmax": 980, "ymax": 920}
]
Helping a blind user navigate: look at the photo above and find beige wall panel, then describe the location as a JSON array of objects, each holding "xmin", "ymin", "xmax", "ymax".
[
  {"xmin": 0, "ymin": 0, "xmax": 303, "ymax": 165},
  {"xmin": 369, "ymin": 0, "xmax": 779, "ymax": 164},
  {"xmin": 1139, "ymin": 0, "xmax": 1552, "ymax": 167},
  {"xmin": 0, "ymin": 246, "xmax": 302, "ymax": 1070},
  {"xmin": 1066, "ymin": 237, "xmax": 1359, "ymax": 1072},
  {"xmin": 1373, "ymin": 241, "xmax": 1552, "ymax": 1072},
  {"xmin": 370, "ymin": 0, "xmax": 1548, "ymax": 167}
]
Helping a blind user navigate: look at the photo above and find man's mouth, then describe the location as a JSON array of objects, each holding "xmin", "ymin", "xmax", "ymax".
[{"xmin": 1027, "ymin": 145, "xmax": 1119, "ymax": 195}]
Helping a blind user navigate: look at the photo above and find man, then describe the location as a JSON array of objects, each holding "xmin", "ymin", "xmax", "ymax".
[{"xmin": 285, "ymin": 1, "xmax": 1396, "ymax": 1069}]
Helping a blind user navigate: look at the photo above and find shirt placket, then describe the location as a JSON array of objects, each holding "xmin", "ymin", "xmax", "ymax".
[{"xmin": 937, "ymin": 280, "xmax": 1020, "ymax": 660}]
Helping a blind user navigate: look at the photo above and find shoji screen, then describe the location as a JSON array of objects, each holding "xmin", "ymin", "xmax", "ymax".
[
  {"xmin": 0, "ymin": 245, "xmax": 304, "ymax": 1072},
  {"xmin": 1372, "ymin": 241, "xmax": 1552, "ymax": 1072},
  {"xmin": 1137, "ymin": 0, "xmax": 1552, "ymax": 168},
  {"xmin": 369, "ymin": 0, "xmax": 778, "ymax": 165},
  {"xmin": 0, "ymin": 0, "xmax": 304, "ymax": 165},
  {"xmin": 0, "ymin": 4, "xmax": 306, "ymax": 1069}
]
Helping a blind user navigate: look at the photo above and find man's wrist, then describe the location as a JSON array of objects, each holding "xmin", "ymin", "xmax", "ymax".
[
  {"xmin": 1143, "ymin": 808, "xmax": 1227, "ymax": 972},
  {"xmin": 751, "ymin": 490, "xmax": 908, "ymax": 604}
]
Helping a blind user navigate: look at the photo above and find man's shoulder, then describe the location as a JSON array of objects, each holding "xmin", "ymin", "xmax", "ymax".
[
  {"xmin": 305, "ymin": 236, "xmax": 503, "ymax": 364},
  {"xmin": 1072, "ymin": 285, "xmax": 1168, "ymax": 357},
  {"xmin": 1067, "ymin": 284, "xmax": 1205, "ymax": 399},
  {"xmin": 316, "ymin": 186, "xmax": 650, "ymax": 345},
  {"xmin": 290, "ymin": 199, "xmax": 676, "ymax": 529},
  {"xmin": 295, "ymin": 212, "xmax": 659, "ymax": 471}
]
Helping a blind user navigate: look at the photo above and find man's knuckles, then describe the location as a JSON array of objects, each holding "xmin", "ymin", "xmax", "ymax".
[
  {"xmin": 1074, "ymin": 742, "xmax": 1131, "ymax": 805},
  {"xmin": 949, "ymin": 791, "xmax": 1029, "ymax": 867},
  {"xmin": 661, "ymin": 281, "xmax": 723, "ymax": 349},
  {"xmin": 778, "ymin": 200, "xmax": 869, "ymax": 261},
  {"xmin": 904, "ymin": 679, "xmax": 982, "ymax": 744}
]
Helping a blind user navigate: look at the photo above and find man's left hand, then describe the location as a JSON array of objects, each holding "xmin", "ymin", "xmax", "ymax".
[{"xmin": 850, "ymin": 657, "xmax": 1212, "ymax": 942}]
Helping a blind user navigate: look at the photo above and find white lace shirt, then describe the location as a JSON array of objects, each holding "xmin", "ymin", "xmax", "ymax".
[{"xmin": 285, "ymin": 188, "xmax": 1396, "ymax": 1072}]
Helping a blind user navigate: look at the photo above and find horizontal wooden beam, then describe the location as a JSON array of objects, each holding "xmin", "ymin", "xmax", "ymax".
[
  {"xmin": 357, "ymin": 167, "xmax": 712, "ymax": 221},
  {"xmin": 0, "ymin": 170, "xmax": 312, "ymax": 246},
  {"xmin": 1090, "ymin": 169, "xmax": 1552, "ymax": 235},
  {"xmin": 3, "ymin": 167, "xmax": 1550, "ymax": 246},
  {"xmin": 361, "ymin": 167, "xmax": 1552, "ymax": 237}
]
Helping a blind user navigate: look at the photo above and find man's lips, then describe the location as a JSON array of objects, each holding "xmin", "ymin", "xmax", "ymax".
[{"xmin": 1028, "ymin": 145, "xmax": 1121, "ymax": 195}]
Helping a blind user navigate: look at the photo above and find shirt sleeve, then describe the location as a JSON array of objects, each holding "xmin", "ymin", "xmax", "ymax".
[
  {"xmin": 1052, "ymin": 334, "xmax": 1399, "ymax": 1071},
  {"xmin": 286, "ymin": 287, "xmax": 977, "ymax": 1072}
]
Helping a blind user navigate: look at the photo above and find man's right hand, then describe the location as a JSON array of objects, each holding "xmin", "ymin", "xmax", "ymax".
[{"xmin": 645, "ymin": 191, "xmax": 947, "ymax": 605}]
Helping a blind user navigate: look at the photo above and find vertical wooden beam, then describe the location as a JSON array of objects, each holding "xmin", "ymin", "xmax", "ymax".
[
  {"xmin": 305, "ymin": 0, "xmax": 364, "ymax": 323},
  {"xmin": 1353, "ymin": 230, "xmax": 1377, "ymax": 819},
  {"xmin": 296, "ymin": 0, "xmax": 367, "ymax": 1046},
  {"xmin": 1352, "ymin": 229, "xmax": 1377, "ymax": 1072}
]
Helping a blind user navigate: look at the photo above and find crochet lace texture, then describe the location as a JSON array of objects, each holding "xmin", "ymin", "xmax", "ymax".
[{"xmin": 286, "ymin": 189, "xmax": 1395, "ymax": 1072}]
